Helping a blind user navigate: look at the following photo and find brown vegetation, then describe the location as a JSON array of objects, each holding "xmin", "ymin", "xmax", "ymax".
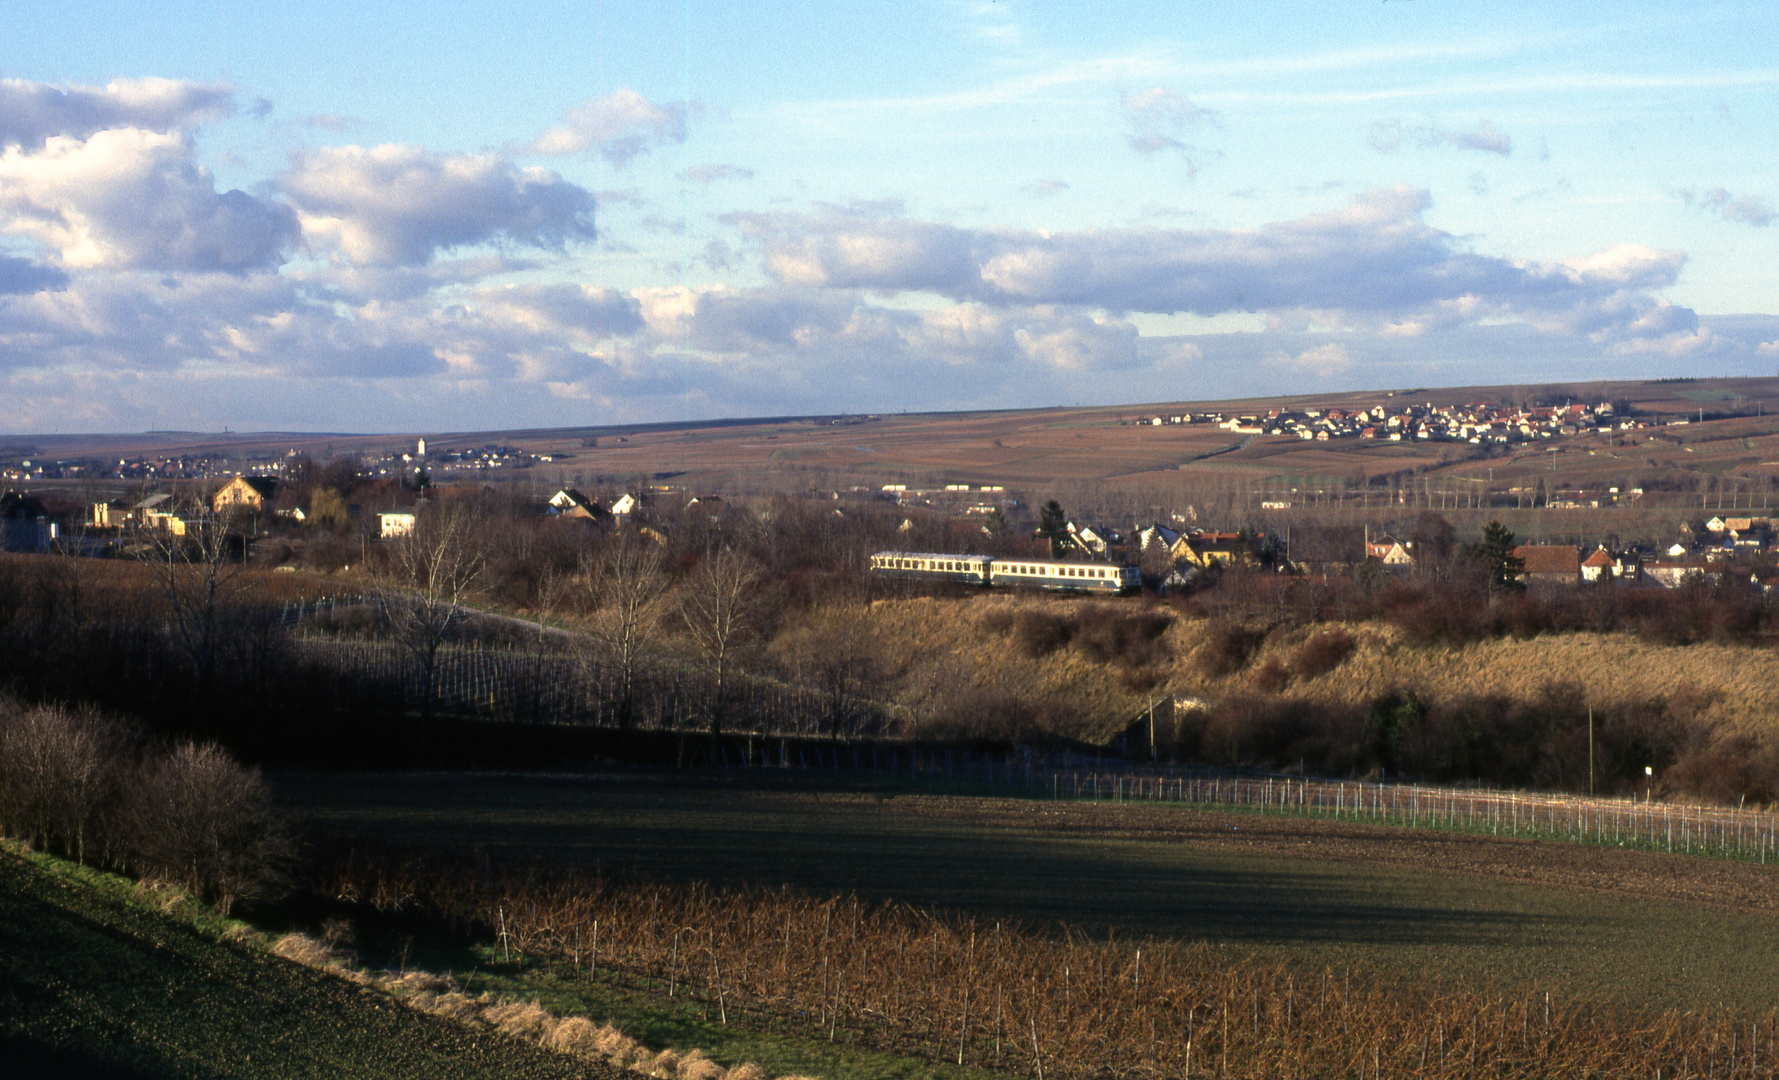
[
  {"xmin": 312, "ymin": 841, "xmax": 1779, "ymax": 1080},
  {"xmin": 0, "ymin": 696, "xmax": 284, "ymax": 907}
]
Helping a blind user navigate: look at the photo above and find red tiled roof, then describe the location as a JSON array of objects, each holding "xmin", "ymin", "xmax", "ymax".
[{"xmin": 1513, "ymin": 545, "xmax": 1580, "ymax": 575}]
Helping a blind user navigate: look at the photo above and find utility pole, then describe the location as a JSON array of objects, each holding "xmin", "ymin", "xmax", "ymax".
[{"xmin": 1588, "ymin": 706, "xmax": 1595, "ymax": 797}]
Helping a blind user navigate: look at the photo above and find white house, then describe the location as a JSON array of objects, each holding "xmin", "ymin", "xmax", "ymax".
[{"xmin": 379, "ymin": 510, "xmax": 417, "ymax": 538}]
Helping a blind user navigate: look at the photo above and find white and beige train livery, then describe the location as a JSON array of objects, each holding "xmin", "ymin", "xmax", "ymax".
[{"xmin": 868, "ymin": 551, "xmax": 1139, "ymax": 593}]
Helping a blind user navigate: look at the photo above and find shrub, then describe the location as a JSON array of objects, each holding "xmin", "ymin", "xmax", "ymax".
[
  {"xmin": 1248, "ymin": 657, "xmax": 1291, "ymax": 693},
  {"xmin": 1011, "ymin": 611, "xmax": 1072, "ymax": 657},
  {"xmin": 1193, "ymin": 620, "xmax": 1262, "ymax": 677},
  {"xmin": 122, "ymin": 741, "xmax": 286, "ymax": 910},
  {"xmin": 1072, "ymin": 605, "xmax": 1173, "ymax": 667},
  {"xmin": 1290, "ymin": 629, "xmax": 1355, "ymax": 679}
]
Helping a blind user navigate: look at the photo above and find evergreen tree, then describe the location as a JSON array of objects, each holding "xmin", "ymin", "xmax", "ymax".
[
  {"xmin": 1037, "ymin": 499, "xmax": 1071, "ymax": 556},
  {"xmin": 1471, "ymin": 520, "xmax": 1525, "ymax": 593}
]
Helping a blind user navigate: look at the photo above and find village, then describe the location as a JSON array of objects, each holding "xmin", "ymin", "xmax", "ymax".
[
  {"xmin": 4, "ymin": 459, "xmax": 1775, "ymax": 595},
  {"xmin": 1139, "ymin": 397, "xmax": 1666, "ymax": 444}
]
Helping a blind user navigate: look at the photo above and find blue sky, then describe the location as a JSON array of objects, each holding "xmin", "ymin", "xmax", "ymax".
[{"xmin": 1, "ymin": 1, "xmax": 1775, "ymax": 433}]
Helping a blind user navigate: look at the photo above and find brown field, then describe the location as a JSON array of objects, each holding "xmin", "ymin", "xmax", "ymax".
[
  {"xmin": 16, "ymin": 377, "xmax": 1779, "ymax": 513},
  {"xmin": 0, "ymin": 551, "xmax": 352, "ymax": 610}
]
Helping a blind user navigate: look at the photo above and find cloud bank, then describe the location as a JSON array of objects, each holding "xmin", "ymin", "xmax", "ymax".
[{"xmin": 0, "ymin": 76, "xmax": 1767, "ymax": 431}]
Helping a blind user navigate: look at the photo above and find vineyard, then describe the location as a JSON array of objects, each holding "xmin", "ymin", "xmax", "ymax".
[
  {"xmin": 275, "ymin": 590, "xmax": 894, "ymax": 738},
  {"xmin": 1026, "ymin": 769, "xmax": 1779, "ymax": 863},
  {"xmin": 315, "ymin": 843, "xmax": 1779, "ymax": 1079}
]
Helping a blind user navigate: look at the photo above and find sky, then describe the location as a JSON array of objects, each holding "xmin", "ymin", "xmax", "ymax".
[{"xmin": 1, "ymin": 1, "xmax": 1776, "ymax": 434}]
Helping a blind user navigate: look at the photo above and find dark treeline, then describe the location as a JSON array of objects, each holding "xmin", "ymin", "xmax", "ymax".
[
  {"xmin": 0, "ymin": 492, "xmax": 978, "ymax": 768},
  {"xmin": 0, "ymin": 695, "xmax": 283, "ymax": 909}
]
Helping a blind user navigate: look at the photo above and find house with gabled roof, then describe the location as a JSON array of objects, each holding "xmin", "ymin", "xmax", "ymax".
[
  {"xmin": 1365, "ymin": 533, "xmax": 1413, "ymax": 564},
  {"xmin": 1172, "ymin": 531, "xmax": 1252, "ymax": 569},
  {"xmin": 1513, "ymin": 544, "xmax": 1581, "ymax": 586},
  {"xmin": 1580, "ymin": 546, "xmax": 1615, "ymax": 582},
  {"xmin": 547, "ymin": 488, "xmax": 605, "ymax": 521},
  {"xmin": 213, "ymin": 475, "xmax": 279, "ymax": 515},
  {"xmin": 1, "ymin": 492, "xmax": 55, "ymax": 552}
]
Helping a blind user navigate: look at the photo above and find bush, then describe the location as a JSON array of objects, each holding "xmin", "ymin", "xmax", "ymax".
[
  {"xmin": 1194, "ymin": 620, "xmax": 1262, "ymax": 677},
  {"xmin": 1072, "ymin": 605, "xmax": 1173, "ymax": 667},
  {"xmin": 1248, "ymin": 657, "xmax": 1291, "ymax": 693},
  {"xmin": 0, "ymin": 694, "xmax": 284, "ymax": 910},
  {"xmin": 1290, "ymin": 629, "xmax": 1355, "ymax": 679},
  {"xmin": 123, "ymin": 742, "xmax": 285, "ymax": 909},
  {"xmin": 1012, "ymin": 611, "xmax": 1072, "ymax": 657}
]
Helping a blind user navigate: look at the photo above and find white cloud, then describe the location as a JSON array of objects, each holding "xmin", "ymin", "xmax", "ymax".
[
  {"xmin": 1370, "ymin": 118, "xmax": 1511, "ymax": 155},
  {"xmin": 682, "ymin": 163, "xmax": 753, "ymax": 184},
  {"xmin": 1121, "ymin": 87, "xmax": 1219, "ymax": 169},
  {"xmin": 730, "ymin": 187, "xmax": 1690, "ymax": 353},
  {"xmin": 1678, "ymin": 186, "xmax": 1775, "ymax": 227},
  {"xmin": 281, "ymin": 144, "xmax": 596, "ymax": 266},
  {"xmin": 0, "ymin": 78, "xmax": 233, "ymax": 149},
  {"xmin": 0, "ymin": 128, "xmax": 298, "ymax": 271},
  {"xmin": 528, "ymin": 89, "xmax": 689, "ymax": 164},
  {"xmin": 468, "ymin": 283, "xmax": 644, "ymax": 342},
  {"xmin": 1271, "ymin": 342, "xmax": 1356, "ymax": 376}
]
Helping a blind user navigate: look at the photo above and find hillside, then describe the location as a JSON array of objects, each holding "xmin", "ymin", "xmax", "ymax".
[
  {"xmin": 0, "ymin": 845, "xmax": 620, "ymax": 1080},
  {"xmin": 838, "ymin": 592, "xmax": 1779, "ymax": 761}
]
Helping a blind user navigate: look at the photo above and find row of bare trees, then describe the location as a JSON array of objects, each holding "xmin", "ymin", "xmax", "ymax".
[
  {"xmin": 373, "ymin": 502, "xmax": 786, "ymax": 746},
  {"xmin": 0, "ymin": 696, "xmax": 284, "ymax": 909}
]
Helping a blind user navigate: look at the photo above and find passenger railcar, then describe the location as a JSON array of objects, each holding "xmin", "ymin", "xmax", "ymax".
[
  {"xmin": 869, "ymin": 551, "xmax": 993, "ymax": 585},
  {"xmin": 987, "ymin": 557, "xmax": 1138, "ymax": 593},
  {"xmin": 868, "ymin": 552, "xmax": 1138, "ymax": 593}
]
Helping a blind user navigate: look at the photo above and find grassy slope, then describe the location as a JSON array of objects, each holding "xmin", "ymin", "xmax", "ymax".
[
  {"xmin": 1224, "ymin": 621, "xmax": 1779, "ymax": 735},
  {"xmin": 278, "ymin": 772, "xmax": 1779, "ymax": 1011},
  {"xmin": 0, "ymin": 846, "xmax": 618, "ymax": 1080},
  {"xmin": 844, "ymin": 594, "xmax": 1779, "ymax": 744}
]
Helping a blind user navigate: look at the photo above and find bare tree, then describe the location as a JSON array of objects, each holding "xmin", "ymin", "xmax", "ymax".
[
  {"xmin": 143, "ymin": 510, "xmax": 256, "ymax": 707},
  {"xmin": 680, "ymin": 549, "xmax": 761, "ymax": 740},
  {"xmin": 378, "ymin": 501, "xmax": 490, "ymax": 758},
  {"xmin": 515, "ymin": 564, "xmax": 574, "ymax": 724},
  {"xmin": 581, "ymin": 535, "xmax": 671, "ymax": 731},
  {"xmin": 123, "ymin": 741, "xmax": 283, "ymax": 912},
  {"xmin": 778, "ymin": 606, "xmax": 882, "ymax": 740}
]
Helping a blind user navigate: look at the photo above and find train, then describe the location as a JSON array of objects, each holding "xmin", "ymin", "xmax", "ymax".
[{"xmin": 868, "ymin": 551, "xmax": 1140, "ymax": 593}]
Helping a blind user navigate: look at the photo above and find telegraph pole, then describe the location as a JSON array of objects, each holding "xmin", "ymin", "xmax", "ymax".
[{"xmin": 1588, "ymin": 705, "xmax": 1595, "ymax": 797}]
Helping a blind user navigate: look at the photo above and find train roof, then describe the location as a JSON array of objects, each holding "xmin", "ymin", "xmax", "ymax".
[{"xmin": 871, "ymin": 550, "xmax": 994, "ymax": 561}]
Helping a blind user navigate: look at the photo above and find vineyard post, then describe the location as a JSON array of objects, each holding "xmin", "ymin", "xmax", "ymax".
[{"xmin": 711, "ymin": 950, "xmax": 727, "ymax": 1024}]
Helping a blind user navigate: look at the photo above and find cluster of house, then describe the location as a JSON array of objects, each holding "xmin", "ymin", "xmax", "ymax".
[
  {"xmin": 875, "ymin": 482, "xmax": 1012, "ymax": 518},
  {"xmin": 2, "ymin": 452, "xmax": 239, "ymax": 484},
  {"xmin": 1144, "ymin": 400, "xmax": 1648, "ymax": 445},
  {"xmin": 1051, "ymin": 515, "xmax": 1779, "ymax": 593},
  {"xmin": 82, "ymin": 479, "xmax": 659, "ymax": 542}
]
